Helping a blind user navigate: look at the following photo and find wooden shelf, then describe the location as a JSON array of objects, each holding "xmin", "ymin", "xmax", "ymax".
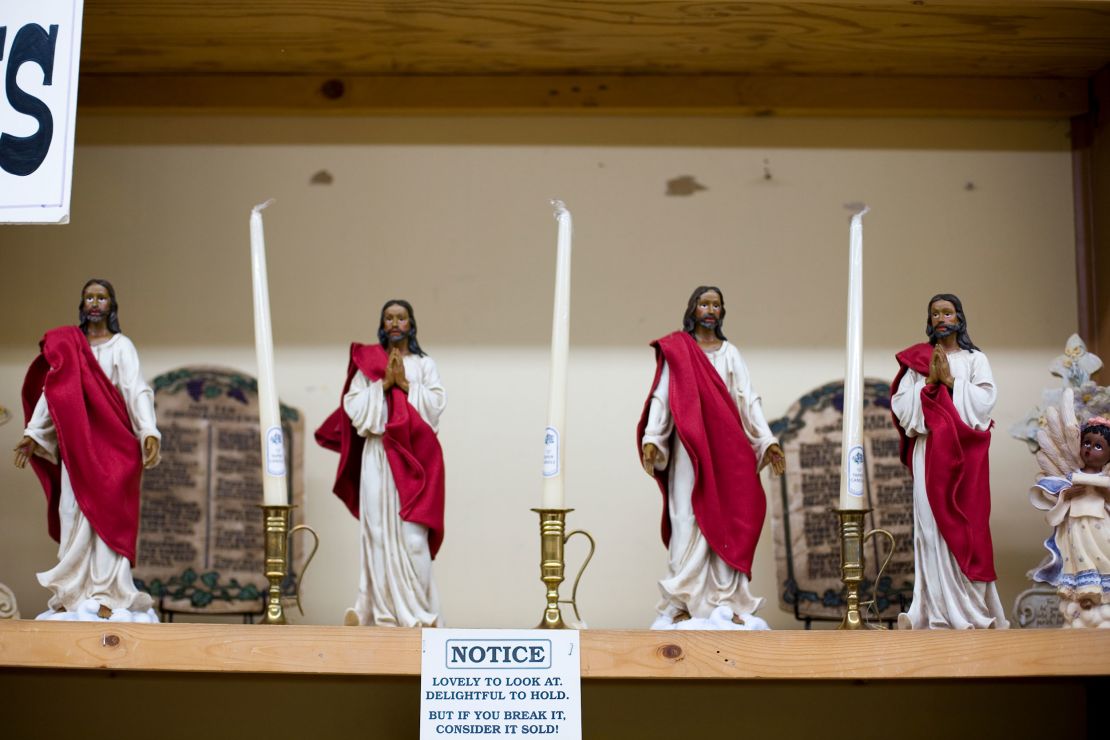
[{"xmin": 2, "ymin": 621, "xmax": 1107, "ymax": 680}]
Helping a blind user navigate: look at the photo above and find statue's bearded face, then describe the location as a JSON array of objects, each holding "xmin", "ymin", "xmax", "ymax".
[
  {"xmin": 929, "ymin": 299, "xmax": 959, "ymax": 337},
  {"xmin": 81, "ymin": 283, "xmax": 112, "ymax": 324},
  {"xmin": 381, "ymin": 304, "xmax": 412, "ymax": 346},
  {"xmin": 693, "ymin": 290, "xmax": 723, "ymax": 330}
]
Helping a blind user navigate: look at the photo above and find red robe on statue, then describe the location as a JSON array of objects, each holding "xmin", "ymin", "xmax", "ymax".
[
  {"xmin": 21, "ymin": 326, "xmax": 145, "ymax": 564},
  {"xmin": 636, "ymin": 331, "xmax": 766, "ymax": 578},
  {"xmin": 315, "ymin": 343, "xmax": 445, "ymax": 558},
  {"xmin": 892, "ymin": 342, "xmax": 997, "ymax": 582}
]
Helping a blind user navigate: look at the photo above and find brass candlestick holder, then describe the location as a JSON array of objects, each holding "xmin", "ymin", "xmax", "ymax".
[
  {"xmin": 532, "ymin": 508, "xmax": 595, "ymax": 629},
  {"xmin": 835, "ymin": 507, "xmax": 894, "ymax": 630},
  {"xmin": 259, "ymin": 504, "xmax": 319, "ymax": 625}
]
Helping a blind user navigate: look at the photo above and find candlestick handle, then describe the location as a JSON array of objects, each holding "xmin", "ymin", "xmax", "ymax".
[
  {"xmin": 858, "ymin": 527, "xmax": 895, "ymax": 619},
  {"xmin": 288, "ymin": 523, "xmax": 319, "ymax": 616},
  {"xmin": 559, "ymin": 528, "xmax": 595, "ymax": 624}
]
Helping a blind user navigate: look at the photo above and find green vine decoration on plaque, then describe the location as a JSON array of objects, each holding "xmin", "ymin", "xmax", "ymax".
[
  {"xmin": 151, "ymin": 367, "xmax": 300, "ymax": 422},
  {"xmin": 134, "ymin": 569, "xmax": 269, "ymax": 609}
]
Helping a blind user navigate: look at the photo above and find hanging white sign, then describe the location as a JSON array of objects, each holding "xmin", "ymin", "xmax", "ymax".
[
  {"xmin": 0, "ymin": 0, "xmax": 84, "ymax": 224},
  {"xmin": 421, "ymin": 629, "xmax": 582, "ymax": 738}
]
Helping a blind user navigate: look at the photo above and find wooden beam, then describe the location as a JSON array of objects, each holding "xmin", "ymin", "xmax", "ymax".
[
  {"xmin": 77, "ymin": 1, "xmax": 1110, "ymax": 79},
  {"xmin": 1073, "ymin": 65, "xmax": 1110, "ymax": 359},
  {"xmin": 77, "ymin": 74, "xmax": 1089, "ymax": 117},
  {"xmin": 2, "ymin": 622, "xmax": 1108, "ymax": 679},
  {"xmin": 1092, "ymin": 66, "xmax": 1110, "ymax": 361},
  {"xmin": 1073, "ymin": 113, "xmax": 1098, "ymax": 348}
]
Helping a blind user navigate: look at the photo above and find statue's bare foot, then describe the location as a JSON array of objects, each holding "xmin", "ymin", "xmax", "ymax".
[
  {"xmin": 731, "ymin": 613, "xmax": 746, "ymax": 626},
  {"xmin": 97, "ymin": 604, "xmax": 112, "ymax": 619},
  {"xmin": 343, "ymin": 608, "xmax": 360, "ymax": 626},
  {"xmin": 672, "ymin": 609, "xmax": 691, "ymax": 624},
  {"xmin": 1078, "ymin": 594, "xmax": 1098, "ymax": 610}
]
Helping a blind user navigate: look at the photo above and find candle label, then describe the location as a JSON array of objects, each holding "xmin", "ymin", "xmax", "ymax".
[
  {"xmin": 265, "ymin": 426, "xmax": 286, "ymax": 476},
  {"xmin": 847, "ymin": 445, "xmax": 865, "ymax": 497},
  {"xmin": 542, "ymin": 426, "xmax": 560, "ymax": 477}
]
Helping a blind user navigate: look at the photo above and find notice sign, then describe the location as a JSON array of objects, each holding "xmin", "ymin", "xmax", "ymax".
[
  {"xmin": 0, "ymin": 0, "xmax": 84, "ymax": 224},
  {"xmin": 421, "ymin": 629, "xmax": 581, "ymax": 738}
]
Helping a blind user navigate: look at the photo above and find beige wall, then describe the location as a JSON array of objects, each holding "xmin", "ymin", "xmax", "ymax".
[{"xmin": 0, "ymin": 115, "xmax": 1077, "ymax": 629}]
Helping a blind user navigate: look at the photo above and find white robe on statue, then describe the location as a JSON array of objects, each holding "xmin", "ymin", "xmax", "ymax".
[
  {"xmin": 642, "ymin": 341, "xmax": 777, "ymax": 628},
  {"xmin": 343, "ymin": 353, "xmax": 446, "ymax": 627},
  {"xmin": 24, "ymin": 333, "xmax": 160, "ymax": 622},
  {"xmin": 891, "ymin": 349, "xmax": 1009, "ymax": 629}
]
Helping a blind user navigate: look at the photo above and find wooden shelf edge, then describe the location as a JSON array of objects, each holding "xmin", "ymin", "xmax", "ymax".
[
  {"xmin": 77, "ymin": 74, "xmax": 1089, "ymax": 118},
  {"xmin": 1, "ymin": 622, "xmax": 1107, "ymax": 680}
]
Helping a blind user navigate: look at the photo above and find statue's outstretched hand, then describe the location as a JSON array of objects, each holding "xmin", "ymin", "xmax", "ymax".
[
  {"xmin": 761, "ymin": 443, "xmax": 786, "ymax": 475},
  {"xmin": 12, "ymin": 436, "xmax": 41, "ymax": 469},
  {"xmin": 143, "ymin": 436, "xmax": 161, "ymax": 469},
  {"xmin": 642, "ymin": 443, "xmax": 660, "ymax": 476}
]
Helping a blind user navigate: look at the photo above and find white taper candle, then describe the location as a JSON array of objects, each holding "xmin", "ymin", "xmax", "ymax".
[
  {"xmin": 249, "ymin": 199, "xmax": 287, "ymax": 506},
  {"xmin": 542, "ymin": 200, "xmax": 572, "ymax": 509},
  {"xmin": 840, "ymin": 205, "xmax": 869, "ymax": 510}
]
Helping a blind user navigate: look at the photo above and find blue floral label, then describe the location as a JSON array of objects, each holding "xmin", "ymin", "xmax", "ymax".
[
  {"xmin": 847, "ymin": 445, "xmax": 865, "ymax": 497},
  {"xmin": 265, "ymin": 426, "xmax": 286, "ymax": 476},
  {"xmin": 543, "ymin": 426, "xmax": 560, "ymax": 478}
]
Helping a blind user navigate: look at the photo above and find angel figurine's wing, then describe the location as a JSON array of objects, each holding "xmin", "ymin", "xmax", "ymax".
[{"xmin": 1034, "ymin": 387, "xmax": 1081, "ymax": 477}]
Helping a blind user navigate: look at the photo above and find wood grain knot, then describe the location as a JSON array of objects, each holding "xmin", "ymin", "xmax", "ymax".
[
  {"xmin": 101, "ymin": 634, "xmax": 120, "ymax": 648},
  {"xmin": 658, "ymin": 644, "xmax": 683, "ymax": 661},
  {"xmin": 320, "ymin": 79, "xmax": 346, "ymax": 100}
]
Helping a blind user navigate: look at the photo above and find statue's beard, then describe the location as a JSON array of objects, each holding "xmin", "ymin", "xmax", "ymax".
[
  {"xmin": 387, "ymin": 330, "xmax": 413, "ymax": 345},
  {"xmin": 933, "ymin": 322, "xmax": 959, "ymax": 338},
  {"xmin": 697, "ymin": 318, "xmax": 719, "ymax": 330}
]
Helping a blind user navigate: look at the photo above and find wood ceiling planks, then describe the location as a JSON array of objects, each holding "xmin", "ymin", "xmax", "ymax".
[
  {"xmin": 74, "ymin": 1, "xmax": 1110, "ymax": 114},
  {"xmin": 80, "ymin": 1, "xmax": 1110, "ymax": 78}
]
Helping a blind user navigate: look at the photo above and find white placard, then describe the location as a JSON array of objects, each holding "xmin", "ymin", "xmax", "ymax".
[
  {"xmin": 421, "ymin": 629, "xmax": 581, "ymax": 739},
  {"xmin": 0, "ymin": 0, "xmax": 84, "ymax": 224}
]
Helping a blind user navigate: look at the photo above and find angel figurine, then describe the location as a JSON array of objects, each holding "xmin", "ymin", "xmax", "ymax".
[{"xmin": 1029, "ymin": 388, "xmax": 1110, "ymax": 627}]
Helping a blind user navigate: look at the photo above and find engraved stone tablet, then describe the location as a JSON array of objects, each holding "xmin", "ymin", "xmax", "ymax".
[
  {"xmin": 133, "ymin": 367, "xmax": 305, "ymax": 614},
  {"xmin": 1012, "ymin": 586, "xmax": 1065, "ymax": 629},
  {"xmin": 769, "ymin": 379, "xmax": 915, "ymax": 623}
]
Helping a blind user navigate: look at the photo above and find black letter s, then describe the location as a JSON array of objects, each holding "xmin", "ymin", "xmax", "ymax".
[{"xmin": 0, "ymin": 24, "xmax": 58, "ymax": 177}]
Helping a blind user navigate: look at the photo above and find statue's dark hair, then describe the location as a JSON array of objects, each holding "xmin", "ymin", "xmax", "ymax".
[
  {"xmin": 682, "ymin": 285, "xmax": 727, "ymax": 341},
  {"xmin": 1081, "ymin": 422, "xmax": 1110, "ymax": 448},
  {"xmin": 378, "ymin": 299, "xmax": 425, "ymax": 356},
  {"xmin": 925, "ymin": 293, "xmax": 978, "ymax": 352},
  {"xmin": 78, "ymin": 278, "xmax": 121, "ymax": 335}
]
